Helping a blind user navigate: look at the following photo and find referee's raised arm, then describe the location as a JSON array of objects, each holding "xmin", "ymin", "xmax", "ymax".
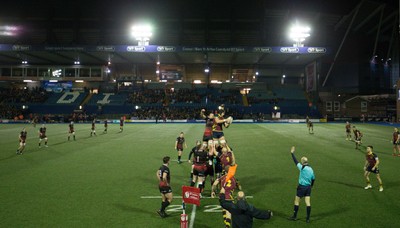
[{"xmin": 290, "ymin": 146, "xmax": 299, "ymax": 165}]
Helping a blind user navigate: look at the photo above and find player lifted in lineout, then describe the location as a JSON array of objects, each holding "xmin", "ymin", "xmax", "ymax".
[
  {"xmin": 212, "ymin": 105, "xmax": 233, "ymax": 147},
  {"xmin": 200, "ymin": 109, "xmax": 215, "ymax": 147},
  {"xmin": 38, "ymin": 124, "xmax": 48, "ymax": 148}
]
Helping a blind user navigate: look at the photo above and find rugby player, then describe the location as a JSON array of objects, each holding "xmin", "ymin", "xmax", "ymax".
[
  {"xmin": 200, "ymin": 109, "xmax": 214, "ymax": 146},
  {"xmin": 364, "ymin": 146, "xmax": 383, "ymax": 191},
  {"xmin": 188, "ymin": 140, "xmax": 202, "ymax": 183},
  {"xmin": 16, "ymin": 127, "xmax": 27, "ymax": 155},
  {"xmin": 119, "ymin": 117, "xmax": 124, "ymax": 132},
  {"xmin": 308, "ymin": 121, "xmax": 314, "ymax": 134},
  {"xmin": 174, "ymin": 132, "xmax": 187, "ymax": 164},
  {"xmin": 103, "ymin": 119, "xmax": 108, "ymax": 134},
  {"xmin": 68, "ymin": 121, "xmax": 76, "ymax": 141},
  {"xmin": 353, "ymin": 126, "xmax": 363, "ymax": 149},
  {"xmin": 288, "ymin": 146, "xmax": 315, "ymax": 223},
  {"xmin": 345, "ymin": 121, "xmax": 352, "ymax": 140},
  {"xmin": 212, "ymin": 105, "xmax": 230, "ymax": 146},
  {"xmin": 90, "ymin": 119, "xmax": 96, "ymax": 136},
  {"xmin": 191, "ymin": 142, "xmax": 209, "ymax": 194},
  {"xmin": 38, "ymin": 124, "xmax": 48, "ymax": 147},
  {"xmin": 211, "ymin": 165, "xmax": 238, "ymax": 228},
  {"xmin": 392, "ymin": 128, "xmax": 400, "ymax": 156},
  {"xmin": 156, "ymin": 156, "xmax": 173, "ymax": 218}
]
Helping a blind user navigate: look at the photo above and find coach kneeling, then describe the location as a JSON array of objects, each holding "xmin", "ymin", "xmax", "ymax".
[{"xmin": 219, "ymin": 188, "xmax": 273, "ymax": 228}]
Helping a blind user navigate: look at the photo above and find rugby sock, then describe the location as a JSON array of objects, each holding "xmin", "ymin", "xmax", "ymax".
[
  {"xmin": 178, "ymin": 156, "xmax": 181, "ymax": 162},
  {"xmin": 222, "ymin": 211, "xmax": 228, "ymax": 226},
  {"xmin": 73, "ymin": 135, "xmax": 76, "ymax": 140},
  {"xmin": 225, "ymin": 218, "xmax": 231, "ymax": 228},
  {"xmin": 45, "ymin": 141, "xmax": 47, "ymax": 145},
  {"xmin": 161, "ymin": 201, "xmax": 170, "ymax": 212},
  {"xmin": 306, "ymin": 206, "xmax": 311, "ymax": 220},
  {"xmin": 39, "ymin": 143, "xmax": 41, "ymax": 147},
  {"xmin": 68, "ymin": 136, "xmax": 70, "ymax": 141},
  {"xmin": 293, "ymin": 205, "xmax": 299, "ymax": 218}
]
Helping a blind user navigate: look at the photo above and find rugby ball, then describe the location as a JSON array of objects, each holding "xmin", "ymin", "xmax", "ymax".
[{"xmin": 225, "ymin": 116, "xmax": 233, "ymax": 128}]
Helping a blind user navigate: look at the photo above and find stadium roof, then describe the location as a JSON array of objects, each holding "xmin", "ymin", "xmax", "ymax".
[{"xmin": 0, "ymin": 0, "xmax": 397, "ymax": 67}]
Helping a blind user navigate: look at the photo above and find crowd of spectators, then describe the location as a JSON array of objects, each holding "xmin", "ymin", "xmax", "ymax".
[
  {"xmin": 131, "ymin": 106, "xmax": 199, "ymax": 120},
  {"xmin": 0, "ymin": 87, "xmax": 48, "ymax": 103},
  {"xmin": 0, "ymin": 104, "xmax": 24, "ymax": 119},
  {"xmin": 127, "ymin": 88, "xmax": 241, "ymax": 105}
]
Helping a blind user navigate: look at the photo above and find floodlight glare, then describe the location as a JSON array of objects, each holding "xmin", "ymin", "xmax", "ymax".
[
  {"xmin": 131, "ymin": 24, "xmax": 152, "ymax": 46},
  {"xmin": 289, "ymin": 24, "xmax": 311, "ymax": 47}
]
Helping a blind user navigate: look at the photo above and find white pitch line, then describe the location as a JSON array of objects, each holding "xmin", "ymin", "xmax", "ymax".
[
  {"xmin": 140, "ymin": 195, "xmax": 253, "ymax": 199},
  {"xmin": 189, "ymin": 205, "xmax": 197, "ymax": 228}
]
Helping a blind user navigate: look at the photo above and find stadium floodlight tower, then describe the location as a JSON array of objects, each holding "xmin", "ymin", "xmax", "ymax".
[
  {"xmin": 289, "ymin": 23, "xmax": 311, "ymax": 47},
  {"xmin": 131, "ymin": 24, "xmax": 152, "ymax": 46}
]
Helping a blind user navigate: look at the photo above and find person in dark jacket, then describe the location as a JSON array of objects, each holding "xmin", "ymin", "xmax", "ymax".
[{"xmin": 219, "ymin": 188, "xmax": 273, "ymax": 228}]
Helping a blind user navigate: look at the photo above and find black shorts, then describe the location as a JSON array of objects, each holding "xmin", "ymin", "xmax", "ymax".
[
  {"xmin": 193, "ymin": 164, "xmax": 207, "ymax": 177},
  {"xmin": 212, "ymin": 131, "xmax": 224, "ymax": 139},
  {"xmin": 205, "ymin": 164, "xmax": 214, "ymax": 177},
  {"xmin": 203, "ymin": 135, "xmax": 212, "ymax": 142},
  {"xmin": 366, "ymin": 166, "xmax": 380, "ymax": 174},
  {"xmin": 393, "ymin": 141, "xmax": 399, "ymax": 145},
  {"xmin": 159, "ymin": 186, "xmax": 172, "ymax": 194},
  {"xmin": 296, "ymin": 185, "xmax": 312, "ymax": 197},
  {"xmin": 215, "ymin": 163, "xmax": 223, "ymax": 174}
]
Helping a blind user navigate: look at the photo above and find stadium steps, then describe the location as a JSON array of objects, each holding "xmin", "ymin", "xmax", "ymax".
[
  {"xmin": 80, "ymin": 93, "xmax": 93, "ymax": 106},
  {"xmin": 242, "ymin": 94, "xmax": 249, "ymax": 106}
]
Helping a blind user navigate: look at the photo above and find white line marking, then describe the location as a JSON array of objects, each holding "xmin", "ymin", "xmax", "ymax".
[
  {"xmin": 189, "ymin": 204, "xmax": 197, "ymax": 228},
  {"xmin": 140, "ymin": 195, "xmax": 253, "ymax": 199}
]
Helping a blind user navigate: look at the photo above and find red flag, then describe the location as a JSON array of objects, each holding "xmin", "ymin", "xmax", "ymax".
[{"xmin": 182, "ymin": 186, "xmax": 201, "ymax": 206}]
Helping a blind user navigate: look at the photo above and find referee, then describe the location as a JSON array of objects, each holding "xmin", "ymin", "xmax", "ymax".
[{"xmin": 288, "ymin": 146, "xmax": 315, "ymax": 223}]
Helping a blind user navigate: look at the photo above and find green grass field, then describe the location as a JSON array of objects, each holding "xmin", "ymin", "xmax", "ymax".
[{"xmin": 1, "ymin": 122, "xmax": 399, "ymax": 228}]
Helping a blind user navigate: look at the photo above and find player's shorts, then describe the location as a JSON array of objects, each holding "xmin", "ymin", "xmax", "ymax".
[
  {"xmin": 393, "ymin": 141, "xmax": 400, "ymax": 145},
  {"xmin": 19, "ymin": 141, "xmax": 26, "ymax": 146},
  {"xmin": 203, "ymin": 134, "xmax": 213, "ymax": 142},
  {"xmin": 193, "ymin": 164, "xmax": 207, "ymax": 177},
  {"xmin": 223, "ymin": 191, "xmax": 234, "ymax": 200},
  {"xmin": 212, "ymin": 131, "xmax": 224, "ymax": 139},
  {"xmin": 366, "ymin": 166, "xmax": 380, "ymax": 174},
  {"xmin": 205, "ymin": 164, "xmax": 214, "ymax": 177},
  {"xmin": 40, "ymin": 135, "xmax": 47, "ymax": 139},
  {"xmin": 296, "ymin": 184, "xmax": 312, "ymax": 197},
  {"xmin": 346, "ymin": 129, "xmax": 351, "ymax": 133},
  {"xmin": 176, "ymin": 144, "xmax": 183, "ymax": 151},
  {"xmin": 69, "ymin": 130, "xmax": 75, "ymax": 134},
  {"xmin": 159, "ymin": 186, "xmax": 172, "ymax": 194},
  {"xmin": 214, "ymin": 163, "xmax": 223, "ymax": 174}
]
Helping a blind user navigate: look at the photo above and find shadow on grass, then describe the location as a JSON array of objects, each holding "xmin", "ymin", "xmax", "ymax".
[
  {"xmin": 311, "ymin": 206, "xmax": 350, "ymax": 221},
  {"xmin": 114, "ymin": 203, "xmax": 156, "ymax": 216},
  {"xmin": 0, "ymin": 154, "xmax": 17, "ymax": 161},
  {"xmin": 327, "ymin": 180, "xmax": 361, "ymax": 189}
]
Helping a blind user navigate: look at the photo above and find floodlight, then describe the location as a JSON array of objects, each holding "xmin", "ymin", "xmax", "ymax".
[
  {"xmin": 131, "ymin": 24, "xmax": 152, "ymax": 46},
  {"xmin": 289, "ymin": 23, "xmax": 311, "ymax": 47}
]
